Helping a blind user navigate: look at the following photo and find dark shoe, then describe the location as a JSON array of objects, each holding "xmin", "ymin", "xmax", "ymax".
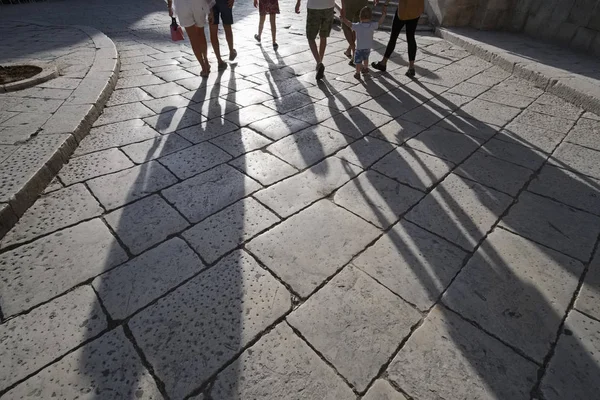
[
  {"xmin": 344, "ymin": 49, "xmax": 352, "ymax": 59},
  {"xmin": 354, "ymin": 72, "xmax": 361, "ymax": 80},
  {"xmin": 254, "ymin": 34, "xmax": 261, "ymax": 43},
  {"xmin": 229, "ymin": 49, "xmax": 237, "ymax": 61},
  {"xmin": 348, "ymin": 60, "xmax": 355, "ymax": 67},
  {"xmin": 316, "ymin": 63, "xmax": 325, "ymax": 80},
  {"xmin": 371, "ymin": 61, "xmax": 386, "ymax": 72},
  {"xmin": 405, "ymin": 68, "xmax": 416, "ymax": 77},
  {"xmin": 218, "ymin": 61, "xmax": 228, "ymax": 70},
  {"xmin": 273, "ymin": 42, "xmax": 279, "ymax": 50}
]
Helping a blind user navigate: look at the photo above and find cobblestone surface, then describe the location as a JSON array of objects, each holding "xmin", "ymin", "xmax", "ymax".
[{"xmin": 1, "ymin": 0, "xmax": 600, "ymax": 398}]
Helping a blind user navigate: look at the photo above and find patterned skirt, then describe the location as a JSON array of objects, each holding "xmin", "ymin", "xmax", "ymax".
[{"xmin": 259, "ymin": 0, "xmax": 280, "ymax": 15}]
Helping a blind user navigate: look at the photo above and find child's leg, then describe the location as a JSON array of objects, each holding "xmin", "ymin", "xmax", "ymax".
[
  {"xmin": 258, "ymin": 14, "xmax": 266, "ymax": 39},
  {"xmin": 269, "ymin": 13, "xmax": 277, "ymax": 44},
  {"xmin": 354, "ymin": 60, "xmax": 361, "ymax": 79},
  {"xmin": 362, "ymin": 58, "xmax": 369, "ymax": 73}
]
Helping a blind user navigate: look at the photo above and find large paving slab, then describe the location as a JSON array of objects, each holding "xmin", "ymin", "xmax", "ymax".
[
  {"xmin": 565, "ymin": 117, "xmax": 600, "ymax": 152},
  {"xmin": 550, "ymin": 142, "xmax": 600, "ymax": 179},
  {"xmin": 0, "ymin": 219, "xmax": 127, "ymax": 317},
  {"xmin": 362, "ymin": 380, "xmax": 407, "ymax": 400},
  {"xmin": 210, "ymin": 127, "xmax": 272, "ymax": 157},
  {"xmin": 387, "ymin": 306, "xmax": 538, "ymax": 400},
  {"xmin": 128, "ymin": 251, "xmax": 291, "ymax": 399},
  {"xmin": 207, "ymin": 323, "xmax": 355, "ymax": 399},
  {"xmin": 444, "ymin": 228, "xmax": 584, "ymax": 362},
  {"xmin": 500, "ymin": 191, "xmax": 600, "ymax": 261},
  {"xmin": 288, "ymin": 266, "xmax": 421, "ymax": 391},
  {"xmin": 0, "ymin": 286, "xmax": 105, "ymax": 392},
  {"xmin": 74, "ymin": 119, "xmax": 161, "ymax": 156},
  {"xmin": 541, "ymin": 310, "xmax": 600, "ymax": 400},
  {"xmin": 404, "ymin": 126, "xmax": 483, "ymax": 164},
  {"xmin": 247, "ymin": 200, "xmax": 380, "ymax": 298},
  {"xmin": 353, "ymin": 220, "xmax": 467, "ymax": 311},
  {"xmin": 120, "ymin": 133, "xmax": 193, "ymax": 164},
  {"xmin": 229, "ymin": 150, "xmax": 298, "ymax": 186},
  {"xmin": 158, "ymin": 141, "xmax": 231, "ymax": 180},
  {"xmin": 2, "ymin": 328, "xmax": 162, "ymax": 399},
  {"xmin": 59, "ymin": 148, "xmax": 134, "ymax": 186},
  {"xmin": 575, "ymin": 252, "xmax": 600, "ymax": 321}
]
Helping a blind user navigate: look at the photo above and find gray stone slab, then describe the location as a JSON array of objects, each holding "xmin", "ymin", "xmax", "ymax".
[
  {"xmin": 494, "ymin": 76, "xmax": 545, "ymax": 98},
  {"xmin": 501, "ymin": 191, "xmax": 600, "ymax": 261},
  {"xmin": 176, "ymin": 117, "xmax": 239, "ymax": 143},
  {"xmin": 321, "ymin": 107, "xmax": 394, "ymax": 139},
  {"xmin": 0, "ymin": 219, "xmax": 127, "ymax": 317},
  {"xmin": 247, "ymin": 114, "xmax": 311, "ymax": 140},
  {"xmin": 360, "ymin": 92, "xmax": 419, "ymax": 119},
  {"xmin": 372, "ymin": 146, "xmax": 454, "ymax": 192},
  {"xmin": 105, "ymin": 194, "xmax": 189, "ymax": 255},
  {"xmin": 285, "ymin": 103, "xmax": 341, "ymax": 125},
  {"xmin": 455, "ymin": 151, "xmax": 533, "ymax": 196},
  {"xmin": 550, "ymin": 142, "xmax": 600, "ymax": 179},
  {"xmin": 541, "ymin": 310, "xmax": 600, "ymax": 400},
  {"xmin": 575, "ymin": 252, "xmax": 600, "ymax": 320},
  {"xmin": 406, "ymin": 127, "xmax": 483, "ymax": 164},
  {"xmin": 478, "ymin": 87, "xmax": 534, "ymax": 109},
  {"xmin": 436, "ymin": 113, "xmax": 500, "ymax": 139},
  {"xmin": 334, "ymin": 171, "xmax": 424, "ymax": 229},
  {"xmin": 288, "ymin": 266, "xmax": 420, "ymax": 392},
  {"xmin": 228, "ymin": 87, "xmax": 274, "ymax": 107},
  {"xmin": 142, "ymin": 81, "xmax": 187, "ymax": 98},
  {"xmin": 263, "ymin": 92, "xmax": 313, "ymax": 114},
  {"xmin": 0, "ymin": 184, "xmax": 103, "ymax": 249},
  {"xmin": 87, "ymin": 161, "xmax": 177, "ymax": 210},
  {"xmin": 116, "ymin": 74, "xmax": 163, "ymax": 89},
  {"xmin": 335, "ymin": 136, "xmax": 394, "ymax": 168},
  {"xmin": 121, "ymin": 133, "xmax": 192, "ymax": 164},
  {"xmin": 496, "ymin": 121, "xmax": 566, "ymax": 154},
  {"xmin": 75, "ymin": 120, "xmax": 161, "ymax": 156},
  {"xmin": 362, "ymin": 380, "xmax": 407, "ymax": 400},
  {"xmin": 229, "ymin": 150, "xmax": 297, "ymax": 186},
  {"xmin": 2, "ymin": 328, "xmax": 162, "ymax": 399},
  {"xmin": 0, "ymin": 286, "xmax": 105, "ymax": 392},
  {"xmin": 93, "ymin": 238, "xmax": 204, "ymax": 320},
  {"xmin": 481, "ymin": 138, "xmax": 547, "ymax": 170},
  {"xmin": 529, "ymin": 164, "xmax": 600, "ymax": 216},
  {"xmin": 444, "ymin": 228, "xmax": 584, "ymax": 362},
  {"xmin": 142, "ymin": 94, "xmax": 191, "ymax": 114},
  {"xmin": 128, "ymin": 250, "xmax": 291, "ymax": 398},
  {"xmin": 369, "ymin": 118, "xmax": 426, "ymax": 145},
  {"xmin": 458, "ymin": 98, "xmax": 522, "ymax": 126},
  {"xmin": 43, "ymin": 177, "xmax": 63, "ymax": 194},
  {"xmin": 162, "ymin": 163, "xmax": 262, "ymax": 223},
  {"xmin": 583, "ymin": 112, "xmax": 600, "ymax": 121},
  {"xmin": 209, "ymin": 323, "xmax": 354, "ymax": 399},
  {"xmin": 513, "ymin": 110, "xmax": 575, "ymax": 134},
  {"xmin": 183, "ymin": 196, "xmax": 279, "ymax": 264},
  {"xmin": 189, "ymin": 97, "xmax": 240, "ymax": 119},
  {"xmin": 158, "ymin": 141, "xmax": 231, "ymax": 180},
  {"xmin": 353, "ymin": 219, "xmax": 467, "ymax": 311},
  {"xmin": 253, "ymin": 157, "xmax": 362, "ymax": 217},
  {"xmin": 95, "ymin": 102, "xmax": 155, "ymax": 126},
  {"xmin": 59, "ymin": 148, "xmax": 134, "ymax": 186},
  {"xmin": 143, "ymin": 106, "xmax": 204, "ymax": 133},
  {"xmin": 448, "ymin": 81, "xmax": 489, "ymax": 97},
  {"xmin": 407, "ymin": 174, "xmax": 513, "ymax": 251},
  {"xmin": 247, "ymin": 200, "xmax": 380, "ymax": 297},
  {"xmin": 565, "ymin": 117, "xmax": 600, "ymax": 151},
  {"xmin": 528, "ymin": 93, "xmax": 584, "ymax": 121},
  {"xmin": 210, "ymin": 128, "xmax": 272, "ymax": 157},
  {"xmin": 388, "ymin": 305, "xmax": 538, "ymax": 400},
  {"xmin": 153, "ymin": 68, "xmax": 195, "ymax": 82},
  {"xmin": 224, "ymin": 104, "xmax": 279, "ymax": 126}
]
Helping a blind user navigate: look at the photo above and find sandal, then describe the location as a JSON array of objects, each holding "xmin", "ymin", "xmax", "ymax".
[
  {"xmin": 371, "ymin": 61, "xmax": 386, "ymax": 72},
  {"xmin": 229, "ymin": 49, "xmax": 238, "ymax": 61},
  {"xmin": 200, "ymin": 70, "xmax": 210, "ymax": 78},
  {"xmin": 405, "ymin": 68, "xmax": 416, "ymax": 78},
  {"xmin": 254, "ymin": 34, "xmax": 261, "ymax": 43},
  {"xmin": 354, "ymin": 72, "xmax": 361, "ymax": 80},
  {"xmin": 273, "ymin": 42, "xmax": 279, "ymax": 50},
  {"xmin": 218, "ymin": 61, "xmax": 228, "ymax": 71}
]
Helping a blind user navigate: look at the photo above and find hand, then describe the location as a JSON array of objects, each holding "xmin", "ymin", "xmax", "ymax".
[
  {"xmin": 373, "ymin": 0, "xmax": 379, "ymax": 5},
  {"xmin": 208, "ymin": 12, "xmax": 214, "ymax": 24},
  {"xmin": 228, "ymin": 0, "xmax": 234, "ymax": 8},
  {"xmin": 340, "ymin": 6, "xmax": 345, "ymax": 16},
  {"xmin": 254, "ymin": 0, "xmax": 258, "ymax": 7},
  {"xmin": 295, "ymin": 0, "xmax": 301, "ymax": 14}
]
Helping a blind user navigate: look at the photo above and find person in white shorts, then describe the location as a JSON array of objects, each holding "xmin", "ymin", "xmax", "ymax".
[{"xmin": 169, "ymin": 0, "xmax": 215, "ymax": 77}]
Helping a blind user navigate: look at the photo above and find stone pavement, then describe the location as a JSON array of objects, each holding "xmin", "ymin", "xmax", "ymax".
[{"xmin": 1, "ymin": 0, "xmax": 600, "ymax": 399}]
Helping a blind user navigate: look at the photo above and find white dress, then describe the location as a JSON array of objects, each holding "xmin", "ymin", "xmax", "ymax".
[{"xmin": 174, "ymin": 0, "xmax": 216, "ymax": 28}]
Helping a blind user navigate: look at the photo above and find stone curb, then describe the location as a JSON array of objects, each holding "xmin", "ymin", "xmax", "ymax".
[
  {"xmin": 0, "ymin": 23, "xmax": 119, "ymax": 239},
  {"xmin": 0, "ymin": 63, "xmax": 59, "ymax": 93},
  {"xmin": 435, "ymin": 27, "xmax": 600, "ymax": 115}
]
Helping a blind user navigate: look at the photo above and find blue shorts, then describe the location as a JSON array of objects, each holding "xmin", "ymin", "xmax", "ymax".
[
  {"xmin": 354, "ymin": 48, "xmax": 370, "ymax": 64},
  {"xmin": 212, "ymin": 0, "xmax": 233, "ymax": 25}
]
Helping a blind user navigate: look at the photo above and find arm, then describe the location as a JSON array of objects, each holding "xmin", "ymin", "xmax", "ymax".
[
  {"xmin": 334, "ymin": 3, "xmax": 352, "ymax": 27},
  {"xmin": 378, "ymin": 9, "xmax": 386, "ymax": 25},
  {"xmin": 167, "ymin": 0, "xmax": 173, "ymax": 16},
  {"xmin": 295, "ymin": 0, "xmax": 301, "ymax": 13}
]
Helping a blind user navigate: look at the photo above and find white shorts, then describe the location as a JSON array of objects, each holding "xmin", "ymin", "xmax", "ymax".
[{"xmin": 174, "ymin": 0, "xmax": 209, "ymax": 28}]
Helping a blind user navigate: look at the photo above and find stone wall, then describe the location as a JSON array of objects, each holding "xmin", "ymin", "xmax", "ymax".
[{"xmin": 425, "ymin": 0, "xmax": 600, "ymax": 55}]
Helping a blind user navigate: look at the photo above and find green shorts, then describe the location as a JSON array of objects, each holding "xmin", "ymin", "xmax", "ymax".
[
  {"xmin": 306, "ymin": 8, "xmax": 334, "ymax": 40},
  {"xmin": 344, "ymin": 0, "xmax": 368, "ymax": 23}
]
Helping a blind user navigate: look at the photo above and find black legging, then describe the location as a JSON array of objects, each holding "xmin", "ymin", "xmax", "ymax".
[{"xmin": 384, "ymin": 13, "xmax": 419, "ymax": 61}]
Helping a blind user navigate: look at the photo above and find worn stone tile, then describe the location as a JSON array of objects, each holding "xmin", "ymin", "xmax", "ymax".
[
  {"xmin": 388, "ymin": 306, "xmax": 538, "ymax": 400},
  {"xmin": 176, "ymin": 117, "xmax": 239, "ymax": 143},
  {"xmin": 247, "ymin": 114, "xmax": 311, "ymax": 140},
  {"xmin": 407, "ymin": 174, "xmax": 513, "ymax": 251},
  {"xmin": 372, "ymin": 146, "xmax": 454, "ymax": 191},
  {"xmin": 362, "ymin": 380, "xmax": 407, "ymax": 400},
  {"xmin": 93, "ymin": 238, "xmax": 204, "ymax": 320},
  {"xmin": 529, "ymin": 165, "xmax": 600, "ymax": 216},
  {"xmin": 481, "ymin": 138, "xmax": 547, "ymax": 170},
  {"xmin": 43, "ymin": 177, "xmax": 63, "ymax": 194},
  {"xmin": 119, "ymin": 68, "xmax": 152, "ymax": 78},
  {"xmin": 247, "ymin": 200, "xmax": 380, "ymax": 297},
  {"xmin": 3, "ymin": 328, "xmax": 162, "ymax": 399},
  {"xmin": 87, "ymin": 161, "xmax": 177, "ymax": 210},
  {"xmin": 144, "ymin": 58, "xmax": 180, "ymax": 68},
  {"xmin": 144, "ymin": 106, "xmax": 204, "ymax": 133},
  {"xmin": 444, "ymin": 228, "xmax": 584, "ymax": 362},
  {"xmin": 210, "ymin": 128, "xmax": 272, "ymax": 157},
  {"xmin": 228, "ymin": 87, "xmax": 274, "ymax": 107},
  {"xmin": 288, "ymin": 266, "xmax": 420, "ymax": 391},
  {"xmin": 59, "ymin": 148, "xmax": 134, "ymax": 186},
  {"xmin": 158, "ymin": 141, "xmax": 231, "ymax": 180},
  {"xmin": 0, "ymin": 97, "xmax": 63, "ymax": 114},
  {"xmin": 448, "ymin": 81, "xmax": 489, "ymax": 97},
  {"xmin": 183, "ymin": 197, "xmax": 279, "ymax": 263},
  {"xmin": 229, "ymin": 150, "xmax": 297, "ymax": 186},
  {"xmin": 116, "ymin": 74, "xmax": 164, "ymax": 89},
  {"xmin": 583, "ymin": 111, "xmax": 600, "ymax": 121},
  {"xmin": 0, "ymin": 184, "xmax": 103, "ymax": 248},
  {"xmin": 406, "ymin": 127, "xmax": 483, "ymax": 164},
  {"xmin": 512, "ymin": 110, "xmax": 575, "ymax": 134},
  {"xmin": 286, "ymin": 103, "xmax": 341, "ymax": 125},
  {"xmin": 401, "ymin": 104, "xmax": 453, "ymax": 128},
  {"xmin": 496, "ymin": 121, "xmax": 566, "ymax": 154},
  {"xmin": 0, "ymin": 219, "xmax": 127, "ymax": 317},
  {"xmin": 321, "ymin": 107, "xmax": 394, "ymax": 139},
  {"xmin": 565, "ymin": 118, "xmax": 600, "ymax": 152},
  {"xmin": 436, "ymin": 113, "xmax": 500, "ymax": 139},
  {"xmin": 575, "ymin": 252, "xmax": 600, "ymax": 322},
  {"xmin": 142, "ymin": 94, "xmax": 191, "ymax": 113},
  {"xmin": 501, "ymin": 191, "xmax": 600, "ymax": 261},
  {"xmin": 121, "ymin": 133, "xmax": 192, "ymax": 164},
  {"xmin": 209, "ymin": 323, "xmax": 354, "ymax": 399},
  {"xmin": 360, "ymin": 92, "xmax": 419, "ymax": 119},
  {"xmin": 457, "ymin": 98, "xmax": 522, "ymax": 126},
  {"xmin": 105, "ymin": 194, "xmax": 189, "ymax": 255},
  {"xmin": 494, "ymin": 76, "xmax": 545, "ymax": 98},
  {"xmin": 353, "ymin": 219, "xmax": 466, "ymax": 311},
  {"xmin": 370, "ymin": 118, "xmax": 426, "ymax": 145},
  {"xmin": 142, "ymin": 81, "xmax": 187, "ymax": 98},
  {"xmin": 528, "ymin": 93, "xmax": 584, "ymax": 121},
  {"xmin": 95, "ymin": 102, "xmax": 155, "ymax": 126},
  {"xmin": 74, "ymin": 120, "xmax": 161, "ymax": 156},
  {"xmin": 254, "ymin": 157, "xmax": 362, "ymax": 217},
  {"xmin": 550, "ymin": 142, "xmax": 600, "ymax": 179},
  {"xmin": 128, "ymin": 251, "xmax": 291, "ymax": 398},
  {"xmin": 335, "ymin": 136, "xmax": 394, "ymax": 168},
  {"xmin": 106, "ymin": 87, "xmax": 153, "ymax": 106},
  {"xmin": 162, "ymin": 163, "xmax": 262, "ymax": 223},
  {"xmin": 263, "ymin": 91, "xmax": 314, "ymax": 114},
  {"xmin": 478, "ymin": 87, "xmax": 534, "ymax": 108},
  {"xmin": 189, "ymin": 97, "xmax": 240, "ymax": 119},
  {"xmin": 455, "ymin": 151, "xmax": 533, "ymax": 196},
  {"xmin": 267, "ymin": 125, "xmax": 350, "ymax": 170},
  {"xmin": 541, "ymin": 311, "xmax": 600, "ymax": 400},
  {"xmin": 334, "ymin": 171, "xmax": 423, "ymax": 229},
  {"xmin": 153, "ymin": 68, "xmax": 195, "ymax": 82},
  {"xmin": 316, "ymin": 89, "xmax": 371, "ymax": 111},
  {"xmin": 224, "ymin": 104, "xmax": 279, "ymax": 126}
]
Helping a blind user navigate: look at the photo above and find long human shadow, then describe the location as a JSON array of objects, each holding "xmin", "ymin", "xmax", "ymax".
[{"xmin": 326, "ymin": 65, "xmax": 600, "ymax": 398}]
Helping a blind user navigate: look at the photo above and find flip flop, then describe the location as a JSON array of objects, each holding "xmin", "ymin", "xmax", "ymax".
[
  {"xmin": 229, "ymin": 49, "xmax": 238, "ymax": 61},
  {"xmin": 254, "ymin": 34, "xmax": 261, "ymax": 43}
]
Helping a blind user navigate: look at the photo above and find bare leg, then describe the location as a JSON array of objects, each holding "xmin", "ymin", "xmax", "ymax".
[
  {"xmin": 341, "ymin": 24, "xmax": 353, "ymax": 56},
  {"xmin": 318, "ymin": 36, "xmax": 327, "ymax": 63},
  {"xmin": 209, "ymin": 24, "xmax": 223, "ymax": 64},
  {"xmin": 258, "ymin": 14, "xmax": 266, "ymax": 39},
  {"xmin": 362, "ymin": 59, "xmax": 369, "ymax": 73},
  {"xmin": 269, "ymin": 13, "xmax": 277, "ymax": 44},
  {"xmin": 308, "ymin": 39, "xmax": 321, "ymax": 66},
  {"xmin": 223, "ymin": 24, "xmax": 235, "ymax": 53},
  {"xmin": 185, "ymin": 25, "xmax": 210, "ymax": 73}
]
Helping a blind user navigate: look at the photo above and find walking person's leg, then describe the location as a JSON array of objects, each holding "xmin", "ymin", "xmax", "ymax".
[
  {"xmin": 372, "ymin": 11, "xmax": 404, "ymax": 71},
  {"xmin": 405, "ymin": 17, "xmax": 419, "ymax": 76},
  {"xmin": 221, "ymin": 0, "xmax": 237, "ymax": 60},
  {"xmin": 210, "ymin": 5, "xmax": 226, "ymax": 68},
  {"xmin": 185, "ymin": 25, "xmax": 211, "ymax": 76},
  {"xmin": 256, "ymin": 13, "xmax": 266, "ymax": 42},
  {"xmin": 224, "ymin": 24, "xmax": 236, "ymax": 60},
  {"xmin": 306, "ymin": 9, "xmax": 322, "ymax": 65},
  {"xmin": 270, "ymin": 13, "xmax": 277, "ymax": 47}
]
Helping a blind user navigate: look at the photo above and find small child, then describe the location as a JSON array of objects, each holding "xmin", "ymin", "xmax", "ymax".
[
  {"xmin": 254, "ymin": 0, "xmax": 280, "ymax": 49},
  {"xmin": 340, "ymin": 6, "xmax": 386, "ymax": 80}
]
